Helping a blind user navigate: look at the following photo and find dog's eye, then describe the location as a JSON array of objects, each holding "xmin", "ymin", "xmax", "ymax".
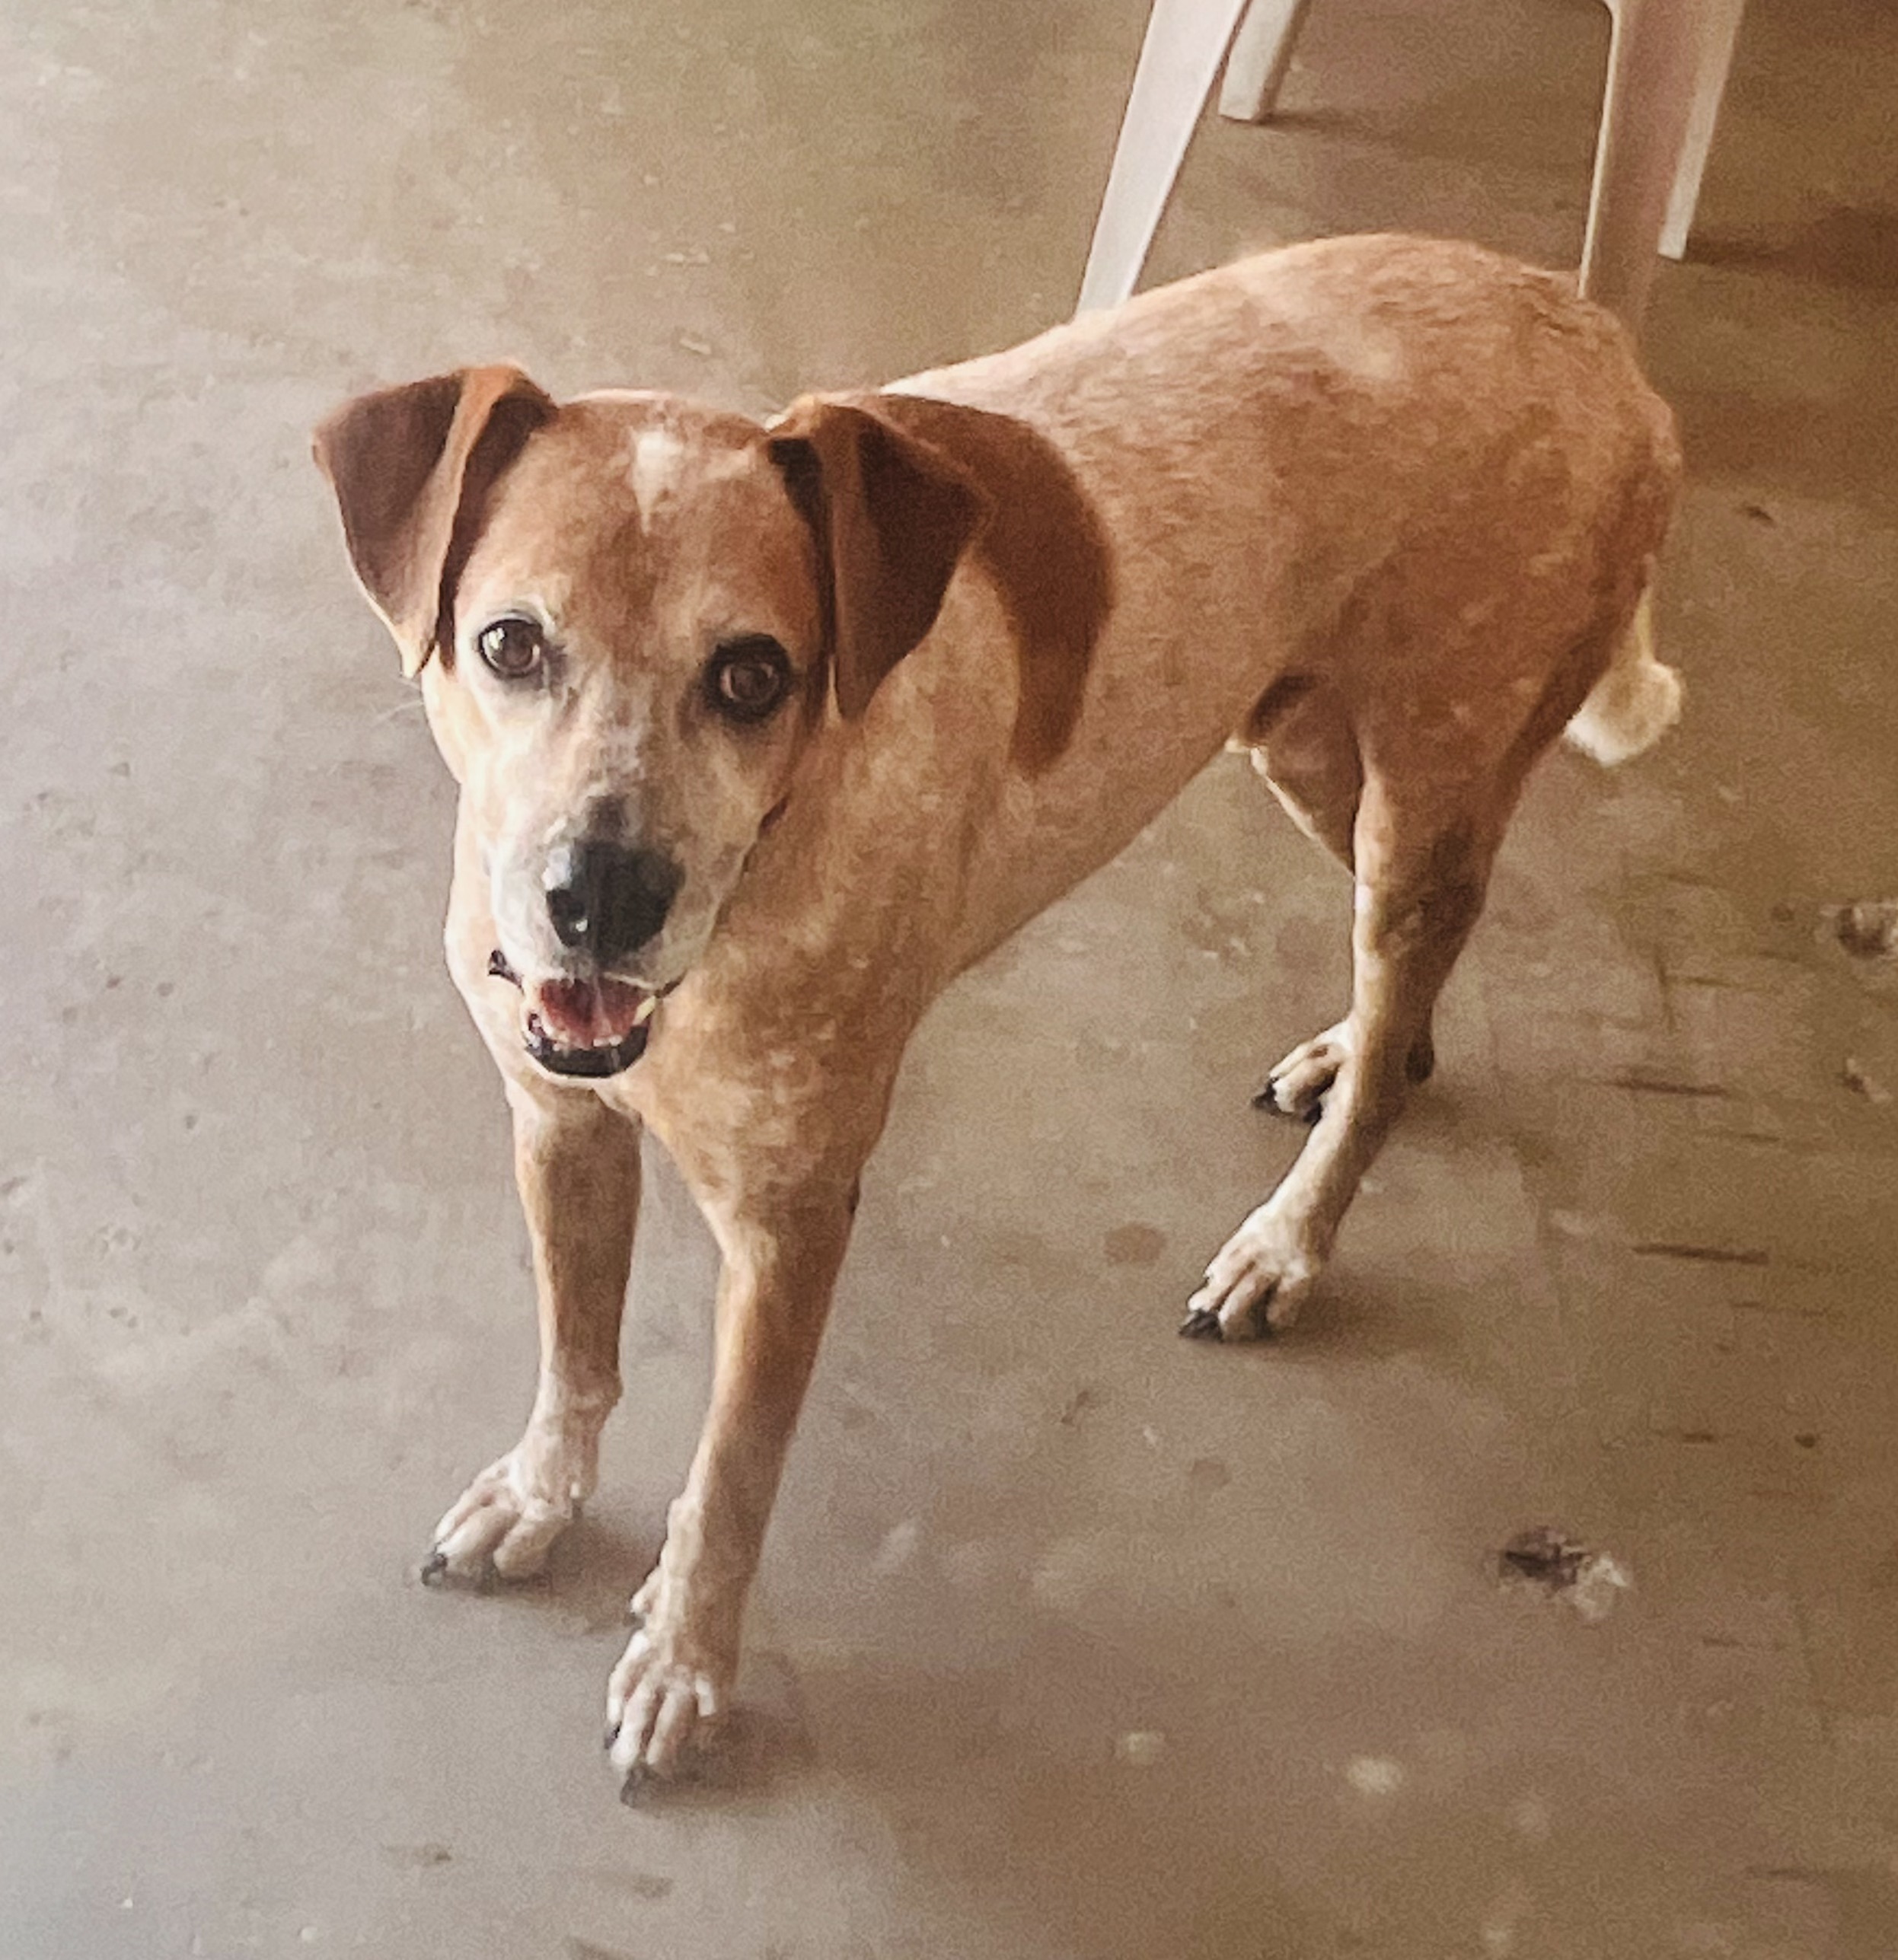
[
  {"xmin": 477, "ymin": 617, "xmax": 546, "ymax": 681},
  {"xmin": 707, "ymin": 636, "xmax": 793, "ymax": 723}
]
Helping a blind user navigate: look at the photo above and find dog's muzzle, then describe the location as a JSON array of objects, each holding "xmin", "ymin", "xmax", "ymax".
[{"xmin": 489, "ymin": 950, "xmax": 661, "ymax": 1079}]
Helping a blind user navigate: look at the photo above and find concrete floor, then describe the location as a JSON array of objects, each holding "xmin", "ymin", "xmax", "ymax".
[{"xmin": 3, "ymin": 0, "xmax": 1896, "ymax": 1952}]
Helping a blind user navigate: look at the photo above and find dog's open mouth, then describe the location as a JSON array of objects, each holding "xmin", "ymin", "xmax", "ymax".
[{"xmin": 489, "ymin": 951, "xmax": 659, "ymax": 1079}]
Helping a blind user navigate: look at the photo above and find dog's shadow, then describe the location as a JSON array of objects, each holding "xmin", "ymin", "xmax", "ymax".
[
  {"xmin": 1274, "ymin": 1270, "xmax": 1459, "ymax": 1369},
  {"xmin": 411, "ymin": 1515, "xmax": 823, "ymax": 1810},
  {"xmin": 417, "ymin": 1514, "xmax": 656, "ymax": 1634}
]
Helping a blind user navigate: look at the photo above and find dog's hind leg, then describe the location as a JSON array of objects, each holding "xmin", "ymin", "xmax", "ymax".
[
  {"xmin": 1236, "ymin": 678, "xmax": 1435, "ymax": 1119},
  {"xmin": 1184, "ymin": 764, "xmax": 1507, "ymax": 1340},
  {"xmin": 1237, "ymin": 673, "xmax": 1362, "ymax": 871}
]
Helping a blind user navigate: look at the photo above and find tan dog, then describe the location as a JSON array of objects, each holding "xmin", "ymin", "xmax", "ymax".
[{"xmin": 314, "ymin": 234, "xmax": 1680, "ymax": 1793}]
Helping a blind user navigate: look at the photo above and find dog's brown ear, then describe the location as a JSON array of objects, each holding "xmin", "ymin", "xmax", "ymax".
[
  {"xmin": 841, "ymin": 394, "xmax": 1114, "ymax": 773},
  {"xmin": 767, "ymin": 397, "xmax": 988, "ymax": 720},
  {"xmin": 313, "ymin": 365, "xmax": 555, "ymax": 677}
]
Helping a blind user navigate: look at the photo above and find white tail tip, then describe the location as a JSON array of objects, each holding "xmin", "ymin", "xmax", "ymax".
[{"xmin": 1564, "ymin": 591, "xmax": 1683, "ymax": 766}]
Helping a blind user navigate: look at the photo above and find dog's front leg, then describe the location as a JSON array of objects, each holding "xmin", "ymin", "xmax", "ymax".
[
  {"xmin": 426, "ymin": 1082, "xmax": 640, "ymax": 1582},
  {"xmin": 605, "ymin": 1185, "xmax": 854, "ymax": 1791}
]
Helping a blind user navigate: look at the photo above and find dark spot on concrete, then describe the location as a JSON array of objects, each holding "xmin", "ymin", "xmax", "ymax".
[
  {"xmin": 1739, "ymin": 1863, "xmax": 1898, "ymax": 1952},
  {"xmin": 1841, "ymin": 1059, "xmax": 1891, "ymax": 1103},
  {"xmin": 1794, "ymin": 1433, "xmax": 1819, "ymax": 1449},
  {"xmin": 608, "ymin": 1871, "xmax": 673, "ymax": 1901},
  {"xmin": 1631, "ymin": 1241, "xmax": 1771, "ymax": 1267},
  {"xmin": 1831, "ymin": 900, "xmax": 1898, "ymax": 959},
  {"xmin": 1105, "ymin": 1222, "xmax": 1166, "ymax": 1267},
  {"xmin": 1498, "ymin": 1527, "xmax": 1587, "ymax": 1590},
  {"xmin": 379, "ymin": 1841, "xmax": 452, "ymax": 1869},
  {"xmin": 1607, "ymin": 1072, "xmax": 1731, "ymax": 1099},
  {"xmin": 1187, "ymin": 1456, "xmax": 1231, "ymax": 1494},
  {"xmin": 1738, "ymin": 500, "xmax": 1776, "ymax": 524},
  {"xmin": 1057, "ymin": 1385, "xmax": 1100, "ymax": 1426}
]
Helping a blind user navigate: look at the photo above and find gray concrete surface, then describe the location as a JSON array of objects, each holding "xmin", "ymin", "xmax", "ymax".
[{"xmin": 3, "ymin": 0, "xmax": 1896, "ymax": 1954}]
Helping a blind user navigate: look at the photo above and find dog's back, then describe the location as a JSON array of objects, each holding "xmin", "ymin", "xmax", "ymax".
[
  {"xmin": 903, "ymin": 233, "xmax": 1677, "ymax": 583},
  {"xmin": 888, "ymin": 234, "xmax": 1681, "ymax": 958}
]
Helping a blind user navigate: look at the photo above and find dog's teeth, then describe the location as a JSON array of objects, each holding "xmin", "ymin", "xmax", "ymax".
[{"xmin": 632, "ymin": 995, "xmax": 659, "ymax": 1027}]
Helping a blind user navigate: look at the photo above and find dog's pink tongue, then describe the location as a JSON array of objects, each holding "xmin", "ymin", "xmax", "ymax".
[{"xmin": 532, "ymin": 977, "xmax": 648, "ymax": 1048}]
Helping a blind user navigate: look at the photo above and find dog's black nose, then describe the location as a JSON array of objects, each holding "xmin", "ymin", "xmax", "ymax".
[{"xmin": 544, "ymin": 840, "xmax": 680, "ymax": 964}]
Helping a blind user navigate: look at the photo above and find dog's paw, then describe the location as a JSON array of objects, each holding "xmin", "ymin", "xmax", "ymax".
[
  {"xmin": 605, "ymin": 1623, "xmax": 729, "ymax": 1797},
  {"xmin": 1252, "ymin": 1023, "xmax": 1434, "ymax": 1119},
  {"xmin": 1252, "ymin": 1022, "xmax": 1351, "ymax": 1120},
  {"xmin": 423, "ymin": 1445, "xmax": 586, "ymax": 1584},
  {"xmin": 1181, "ymin": 1206, "xmax": 1323, "ymax": 1341}
]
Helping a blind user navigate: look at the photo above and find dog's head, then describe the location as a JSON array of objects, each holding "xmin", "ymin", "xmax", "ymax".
[{"xmin": 312, "ymin": 368, "xmax": 987, "ymax": 1081}]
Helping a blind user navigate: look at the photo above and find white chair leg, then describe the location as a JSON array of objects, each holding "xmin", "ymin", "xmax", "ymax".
[
  {"xmin": 1217, "ymin": 0, "xmax": 1315, "ymax": 124},
  {"xmin": 1659, "ymin": 0, "xmax": 1746, "ymax": 260},
  {"xmin": 1077, "ymin": 0, "xmax": 1254, "ymax": 316},
  {"xmin": 1580, "ymin": 0, "xmax": 1703, "ymax": 331}
]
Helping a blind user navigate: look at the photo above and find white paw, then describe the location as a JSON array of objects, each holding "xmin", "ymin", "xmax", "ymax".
[
  {"xmin": 605, "ymin": 1624, "xmax": 729, "ymax": 1793},
  {"xmin": 422, "ymin": 1442, "xmax": 588, "ymax": 1583},
  {"xmin": 1180, "ymin": 1205, "xmax": 1324, "ymax": 1341},
  {"xmin": 1254, "ymin": 1021, "xmax": 1351, "ymax": 1120}
]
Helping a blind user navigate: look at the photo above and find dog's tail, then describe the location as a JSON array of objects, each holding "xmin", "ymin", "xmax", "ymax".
[{"xmin": 1563, "ymin": 582, "xmax": 1682, "ymax": 766}]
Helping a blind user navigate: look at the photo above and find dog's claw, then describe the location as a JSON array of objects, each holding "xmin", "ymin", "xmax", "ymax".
[
  {"xmin": 1179, "ymin": 1306, "xmax": 1223, "ymax": 1340},
  {"xmin": 419, "ymin": 1547, "xmax": 448, "ymax": 1586},
  {"xmin": 1251, "ymin": 1082, "xmax": 1325, "ymax": 1126},
  {"xmin": 618, "ymin": 1767, "xmax": 648, "ymax": 1808},
  {"xmin": 603, "ymin": 1723, "xmax": 620, "ymax": 1753}
]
